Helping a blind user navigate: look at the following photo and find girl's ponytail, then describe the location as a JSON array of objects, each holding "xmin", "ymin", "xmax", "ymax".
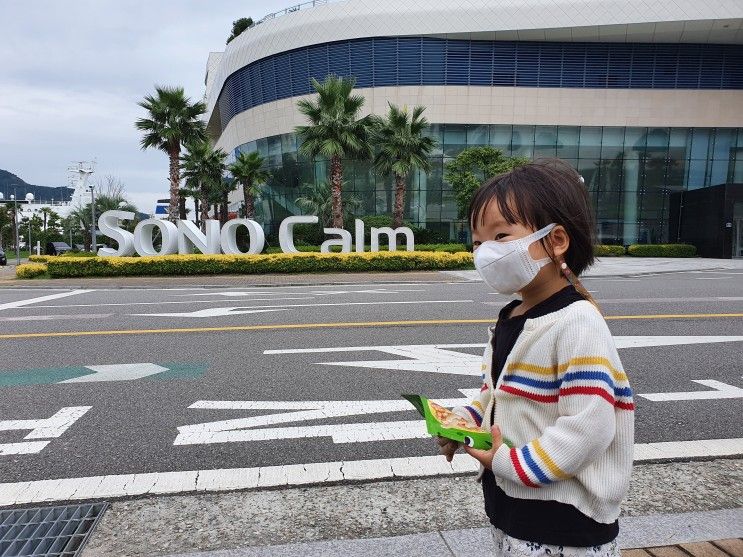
[{"xmin": 560, "ymin": 261, "xmax": 601, "ymax": 314}]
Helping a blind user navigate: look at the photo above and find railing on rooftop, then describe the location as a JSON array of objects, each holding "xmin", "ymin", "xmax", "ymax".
[{"xmin": 250, "ymin": 0, "xmax": 331, "ymax": 28}]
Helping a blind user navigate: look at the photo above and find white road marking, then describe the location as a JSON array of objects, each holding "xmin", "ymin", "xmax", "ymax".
[
  {"xmin": 0, "ymin": 290, "xmax": 92, "ymax": 311},
  {"xmin": 265, "ymin": 337, "xmax": 743, "ymax": 376},
  {"xmin": 137, "ymin": 308, "xmax": 290, "ymax": 318},
  {"xmin": 639, "ymin": 378, "xmax": 743, "ymax": 401},
  {"xmin": 172, "ymin": 288, "xmax": 426, "ymax": 297},
  {"xmin": 174, "ymin": 392, "xmax": 478, "ymax": 446},
  {"xmin": 136, "ymin": 300, "xmax": 473, "ymax": 318},
  {"xmin": 613, "ymin": 336, "xmax": 743, "ymax": 349},
  {"xmin": 0, "ymin": 313, "xmax": 111, "ymax": 322},
  {"xmin": 59, "ymin": 363, "xmax": 170, "ymax": 383},
  {"xmin": 2, "ymin": 438, "xmax": 741, "ymax": 506},
  {"xmin": 0, "ymin": 407, "xmax": 91, "ymax": 456},
  {"xmin": 26, "ymin": 297, "xmax": 314, "ymax": 308}
]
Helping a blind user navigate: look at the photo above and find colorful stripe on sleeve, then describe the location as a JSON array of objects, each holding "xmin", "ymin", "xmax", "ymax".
[{"xmin": 509, "ymin": 438, "xmax": 571, "ymax": 487}]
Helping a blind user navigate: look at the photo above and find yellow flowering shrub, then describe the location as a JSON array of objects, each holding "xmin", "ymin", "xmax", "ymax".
[
  {"xmin": 16, "ymin": 263, "xmax": 48, "ymax": 279},
  {"xmin": 45, "ymin": 251, "xmax": 474, "ymax": 278}
]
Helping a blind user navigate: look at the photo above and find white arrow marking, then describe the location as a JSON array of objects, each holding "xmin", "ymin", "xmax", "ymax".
[
  {"xmin": 137, "ymin": 300, "xmax": 470, "ymax": 318},
  {"xmin": 639, "ymin": 378, "xmax": 743, "ymax": 401},
  {"xmin": 138, "ymin": 308, "xmax": 289, "ymax": 318},
  {"xmin": 0, "ymin": 406, "xmax": 91, "ymax": 455},
  {"xmin": 320, "ymin": 346, "xmax": 481, "ymax": 375},
  {"xmin": 266, "ymin": 337, "xmax": 743, "ymax": 376},
  {"xmin": 60, "ymin": 363, "xmax": 170, "ymax": 383}
]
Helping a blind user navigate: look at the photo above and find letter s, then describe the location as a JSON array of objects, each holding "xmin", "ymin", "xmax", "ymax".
[{"xmin": 98, "ymin": 210, "xmax": 136, "ymax": 257}]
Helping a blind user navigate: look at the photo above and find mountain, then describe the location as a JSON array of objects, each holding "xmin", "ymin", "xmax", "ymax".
[{"xmin": 0, "ymin": 169, "xmax": 73, "ymax": 203}]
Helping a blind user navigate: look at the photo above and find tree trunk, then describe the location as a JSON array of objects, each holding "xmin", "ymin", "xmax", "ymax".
[
  {"xmin": 168, "ymin": 144, "xmax": 181, "ymax": 223},
  {"xmin": 242, "ymin": 182, "xmax": 255, "ymax": 220},
  {"xmin": 392, "ymin": 173, "xmax": 406, "ymax": 229},
  {"xmin": 330, "ymin": 155, "xmax": 344, "ymax": 229},
  {"xmin": 194, "ymin": 198, "xmax": 200, "ymax": 227},
  {"xmin": 200, "ymin": 190, "xmax": 210, "ymax": 233},
  {"xmin": 221, "ymin": 195, "xmax": 229, "ymax": 225},
  {"xmin": 178, "ymin": 196, "xmax": 187, "ymax": 220}
]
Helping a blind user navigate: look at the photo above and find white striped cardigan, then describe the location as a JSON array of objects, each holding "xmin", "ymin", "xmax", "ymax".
[{"xmin": 453, "ymin": 299, "xmax": 635, "ymax": 524}]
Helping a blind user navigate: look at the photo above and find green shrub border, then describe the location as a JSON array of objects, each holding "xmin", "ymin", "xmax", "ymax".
[
  {"xmin": 44, "ymin": 251, "xmax": 475, "ymax": 278},
  {"xmin": 593, "ymin": 245, "xmax": 626, "ymax": 257},
  {"xmin": 627, "ymin": 244, "xmax": 697, "ymax": 257}
]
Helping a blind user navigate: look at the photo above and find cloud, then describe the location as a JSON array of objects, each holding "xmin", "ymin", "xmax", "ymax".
[{"xmin": 0, "ymin": 0, "xmax": 299, "ymax": 213}]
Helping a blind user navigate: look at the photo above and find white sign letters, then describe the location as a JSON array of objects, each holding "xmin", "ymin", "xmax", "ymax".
[{"xmin": 97, "ymin": 211, "xmax": 415, "ymax": 257}]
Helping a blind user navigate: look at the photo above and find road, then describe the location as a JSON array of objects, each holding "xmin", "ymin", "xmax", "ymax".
[{"xmin": 0, "ymin": 269, "xmax": 742, "ymax": 506}]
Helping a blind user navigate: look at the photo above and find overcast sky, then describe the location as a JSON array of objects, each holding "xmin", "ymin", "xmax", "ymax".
[{"xmin": 0, "ymin": 0, "xmax": 300, "ymax": 213}]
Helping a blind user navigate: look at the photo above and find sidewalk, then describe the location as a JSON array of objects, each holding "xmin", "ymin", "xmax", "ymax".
[
  {"xmin": 161, "ymin": 515, "xmax": 742, "ymax": 557},
  {"xmin": 1, "ymin": 257, "xmax": 742, "ymax": 289},
  {"xmin": 78, "ymin": 459, "xmax": 743, "ymax": 557}
]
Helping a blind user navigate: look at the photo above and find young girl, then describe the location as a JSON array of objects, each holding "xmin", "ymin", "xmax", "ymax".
[{"xmin": 439, "ymin": 159, "xmax": 634, "ymax": 556}]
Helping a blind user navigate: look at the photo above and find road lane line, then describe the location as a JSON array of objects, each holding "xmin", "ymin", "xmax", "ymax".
[
  {"xmin": 0, "ymin": 290, "xmax": 93, "ymax": 311},
  {"xmin": 28, "ymin": 297, "xmax": 315, "ymax": 308},
  {"xmin": 1, "ymin": 438, "xmax": 741, "ymax": 506},
  {"xmin": 0, "ymin": 314, "xmax": 111, "ymax": 322},
  {"xmin": 1, "ymin": 313, "xmax": 743, "ymax": 340}
]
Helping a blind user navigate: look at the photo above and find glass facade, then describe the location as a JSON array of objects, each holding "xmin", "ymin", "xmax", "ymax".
[
  {"xmin": 216, "ymin": 38, "xmax": 743, "ymax": 131},
  {"xmin": 236, "ymin": 126, "xmax": 743, "ymax": 244}
]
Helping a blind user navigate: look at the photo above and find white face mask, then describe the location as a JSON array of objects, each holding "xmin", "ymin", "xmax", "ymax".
[{"xmin": 474, "ymin": 223, "xmax": 557, "ymax": 295}]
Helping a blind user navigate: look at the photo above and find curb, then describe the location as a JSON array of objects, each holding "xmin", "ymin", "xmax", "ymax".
[{"xmin": 161, "ymin": 508, "xmax": 743, "ymax": 557}]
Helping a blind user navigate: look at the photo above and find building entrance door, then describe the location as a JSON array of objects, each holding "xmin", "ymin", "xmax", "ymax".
[{"xmin": 735, "ymin": 219, "xmax": 743, "ymax": 259}]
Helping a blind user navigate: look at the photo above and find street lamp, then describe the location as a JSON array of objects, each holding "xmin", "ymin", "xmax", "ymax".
[
  {"xmin": 10, "ymin": 193, "xmax": 19, "ymax": 265},
  {"xmin": 25, "ymin": 193, "xmax": 35, "ymax": 256},
  {"xmin": 89, "ymin": 185, "xmax": 96, "ymax": 252}
]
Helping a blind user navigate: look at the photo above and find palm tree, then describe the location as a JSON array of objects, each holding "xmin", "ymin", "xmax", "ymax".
[
  {"xmin": 295, "ymin": 181, "xmax": 361, "ymax": 228},
  {"xmin": 180, "ymin": 140, "xmax": 227, "ymax": 231},
  {"xmin": 228, "ymin": 151, "xmax": 269, "ymax": 220},
  {"xmin": 373, "ymin": 103, "xmax": 435, "ymax": 229},
  {"xmin": 135, "ymin": 86, "xmax": 206, "ymax": 222},
  {"xmin": 295, "ymin": 75, "xmax": 376, "ymax": 229}
]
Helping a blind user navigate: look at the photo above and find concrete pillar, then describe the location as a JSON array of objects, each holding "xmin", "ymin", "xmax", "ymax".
[{"xmin": 623, "ymin": 153, "xmax": 640, "ymax": 245}]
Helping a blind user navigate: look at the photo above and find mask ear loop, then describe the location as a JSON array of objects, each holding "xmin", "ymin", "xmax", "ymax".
[{"xmin": 560, "ymin": 260, "xmax": 602, "ymax": 313}]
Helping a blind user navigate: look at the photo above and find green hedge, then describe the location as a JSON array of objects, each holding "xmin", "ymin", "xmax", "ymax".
[
  {"xmin": 594, "ymin": 245, "xmax": 626, "ymax": 257},
  {"xmin": 627, "ymin": 244, "xmax": 697, "ymax": 257},
  {"xmin": 29, "ymin": 255, "xmax": 49, "ymax": 263},
  {"xmin": 265, "ymin": 243, "xmax": 466, "ymax": 254},
  {"xmin": 43, "ymin": 251, "xmax": 474, "ymax": 278}
]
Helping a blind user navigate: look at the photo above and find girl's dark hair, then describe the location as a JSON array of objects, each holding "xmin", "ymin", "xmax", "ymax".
[{"xmin": 468, "ymin": 158, "xmax": 596, "ymax": 277}]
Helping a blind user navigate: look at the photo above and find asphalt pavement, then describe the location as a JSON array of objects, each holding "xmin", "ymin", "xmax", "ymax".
[{"xmin": 0, "ymin": 267, "xmax": 741, "ymax": 554}]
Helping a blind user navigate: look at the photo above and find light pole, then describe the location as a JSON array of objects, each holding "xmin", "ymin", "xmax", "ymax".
[
  {"xmin": 25, "ymin": 193, "xmax": 35, "ymax": 256},
  {"xmin": 10, "ymin": 193, "xmax": 19, "ymax": 265},
  {"xmin": 89, "ymin": 185, "xmax": 96, "ymax": 252}
]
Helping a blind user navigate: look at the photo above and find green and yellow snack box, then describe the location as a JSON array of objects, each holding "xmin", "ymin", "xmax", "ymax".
[{"xmin": 402, "ymin": 394, "xmax": 492, "ymax": 450}]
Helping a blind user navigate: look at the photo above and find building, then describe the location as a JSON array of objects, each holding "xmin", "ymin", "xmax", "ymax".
[{"xmin": 204, "ymin": 0, "xmax": 743, "ymax": 257}]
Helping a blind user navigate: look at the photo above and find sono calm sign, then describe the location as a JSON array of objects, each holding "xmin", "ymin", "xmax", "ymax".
[{"xmin": 97, "ymin": 210, "xmax": 416, "ymax": 257}]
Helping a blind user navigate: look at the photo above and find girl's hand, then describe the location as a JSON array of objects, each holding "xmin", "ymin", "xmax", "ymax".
[
  {"xmin": 463, "ymin": 425, "xmax": 504, "ymax": 470},
  {"xmin": 436, "ymin": 436, "xmax": 460, "ymax": 462}
]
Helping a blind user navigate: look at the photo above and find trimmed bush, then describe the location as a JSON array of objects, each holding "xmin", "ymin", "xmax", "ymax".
[
  {"xmin": 265, "ymin": 243, "xmax": 467, "ymax": 254},
  {"xmin": 29, "ymin": 255, "xmax": 49, "ymax": 263},
  {"xmin": 44, "ymin": 251, "xmax": 474, "ymax": 278},
  {"xmin": 627, "ymin": 244, "xmax": 697, "ymax": 257},
  {"xmin": 594, "ymin": 245, "xmax": 626, "ymax": 257},
  {"xmin": 60, "ymin": 251, "xmax": 98, "ymax": 258},
  {"xmin": 16, "ymin": 263, "xmax": 48, "ymax": 279}
]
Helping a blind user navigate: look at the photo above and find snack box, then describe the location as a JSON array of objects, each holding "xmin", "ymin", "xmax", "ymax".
[{"xmin": 402, "ymin": 393, "xmax": 492, "ymax": 450}]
